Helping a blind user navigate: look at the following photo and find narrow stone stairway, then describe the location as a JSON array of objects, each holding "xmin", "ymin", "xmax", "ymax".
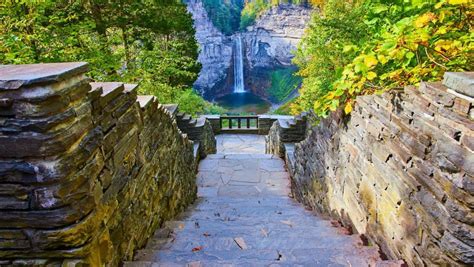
[{"xmin": 125, "ymin": 135, "xmax": 382, "ymax": 266}]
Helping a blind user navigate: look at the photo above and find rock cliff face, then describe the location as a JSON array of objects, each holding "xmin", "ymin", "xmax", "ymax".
[
  {"xmin": 243, "ymin": 4, "xmax": 311, "ymax": 99},
  {"xmin": 188, "ymin": 1, "xmax": 311, "ymax": 101},
  {"xmin": 187, "ymin": 0, "xmax": 233, "ymax": 99},
  {"xmin": 243, "ymin": 5, "xmax": 311, "ymax": 69}
]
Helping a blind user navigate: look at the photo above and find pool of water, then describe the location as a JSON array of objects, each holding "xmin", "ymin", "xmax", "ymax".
[{"xmin": 215, "ymin": 92, "xmax": 271, "ymax": 114}]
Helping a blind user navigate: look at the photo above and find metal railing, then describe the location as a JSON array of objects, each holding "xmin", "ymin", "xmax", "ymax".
[{"xmin": 219, "ymin": 115, "xmax": 259, "ymax": 131}]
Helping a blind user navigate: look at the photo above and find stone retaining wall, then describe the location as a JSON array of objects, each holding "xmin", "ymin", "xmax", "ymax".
[
  {"xmin": 266, "ymin": 114, "xmax": 307, "ymax": 157},
  {"xmin": 0, "ymin": 63, "xmax": 201, "ymax": 265},
  {"xmin": 269, "ymin": 73, "xmax": 474, "ymax": 266}
]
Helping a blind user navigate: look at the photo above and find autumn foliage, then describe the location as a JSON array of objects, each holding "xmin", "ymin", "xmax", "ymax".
[{"xmin": 292, "ymin": 0, "xmax": 473, "ymax": 117}]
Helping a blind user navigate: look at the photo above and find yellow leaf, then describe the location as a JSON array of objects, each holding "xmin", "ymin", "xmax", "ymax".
[
  {"xmin": 378, "ymin": 54, "xmax": 388, "ymax": 65},
  {"xmin": 364, "ymin": 55, "xmax": 378, "ymax": 68},
  {"xmin": 367, "ymin": 71, "xmax": 377, "ymax": 80},
  {"xmin": 448, "ymin": 0, "xmax": 469, "ymax": 5},
  {"xmin": 414, "ymin": 12, "xmax": 435, "ymax": 28},
  {"xmin": 344, "ymin": 102, "xmax": 352, "ymax": 114}
]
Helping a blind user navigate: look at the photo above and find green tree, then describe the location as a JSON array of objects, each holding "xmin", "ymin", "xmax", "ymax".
[
  {"xmin": 202, "ymin": 0, "xmax": 243, "ymax": 35},
  {"xmin": 0, "ymin": 0, "xmax": 218, "ymax": 115}
]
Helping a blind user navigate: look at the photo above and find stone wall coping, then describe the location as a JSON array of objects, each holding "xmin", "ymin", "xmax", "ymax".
[
  {"xmin": 0, "ymin": 62, "xmax": 88, "ymax": 90},
  {"xmin": 257, "ymin": 115, "xmax": 294, "ymax": 119},
  {"xmin": 443, "ymin": 72, "xmax": 474, "ymax": 98},
  {"xmin": 124, "ymin": 84, "xmax": 139, "ymax": 94},
  {"xmin": 201, "ymin": 114, "xmax": 294, "ymax": 120},
  {"xmin": 137, "ymin": 95, "xmax": 156, "ymax": 109},
  {"xmin": 201, "ymin": 115, "xmax": 220, "ymax": 119}
]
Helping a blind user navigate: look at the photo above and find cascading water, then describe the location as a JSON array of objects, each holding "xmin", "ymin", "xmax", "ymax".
[
  {"xmin": 233, "ymin": 35, "xmax": 245, "ymax": 93},
  {"xmin": 216, "ymin": 34, "xmax": 270, "ymax": 113}
]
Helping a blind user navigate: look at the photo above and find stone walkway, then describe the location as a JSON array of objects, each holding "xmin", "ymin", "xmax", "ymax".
[
  {"xmin": 126, "ymin": 135, "xmax": 382, "ymax": 266},
  {"xmin": 216, "ymin": 134, "xmax": 265, "ymax": 154}
]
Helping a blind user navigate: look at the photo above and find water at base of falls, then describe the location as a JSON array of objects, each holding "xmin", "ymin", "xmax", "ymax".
[
  {"xmin": 215, "ymin": 92, "xmax": 270, "ymax": 114},
  {"xmin": 233, "ymin": 35, "xmax": 245, "ymax": 93}
]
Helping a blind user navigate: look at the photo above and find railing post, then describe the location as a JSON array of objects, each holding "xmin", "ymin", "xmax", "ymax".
[
  {"xmin": 229, "ymin": 118, "xmax": 232, "ymax": 129},
  {"xmin": 256, "ymin": 117, "xmax": 259, "ymax": 129},
  {"xmin": 247, "ymin": 118, "xmax": 250, "ymax": 128},
  {"xmin": 219, "ymin": 116, "xmax": 222, "ymax": 130},
  {"xmin": 238, "ymin": 118, "xmax": 241, "ymax": 129}
]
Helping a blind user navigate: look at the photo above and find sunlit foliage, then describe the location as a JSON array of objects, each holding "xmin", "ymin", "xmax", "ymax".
[
  {"xmin": 292, "ymin": 0, "xmax": 473, "ymax": 116},
  {"xmin": 0, "ymin": 0, "xmax": 220, "ymax": 115}
]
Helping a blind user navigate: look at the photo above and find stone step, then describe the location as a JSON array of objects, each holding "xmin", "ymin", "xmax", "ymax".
[
  {"xmin": 133, "ymin": 247, "xmax": 378, "ymax": 266},
  {"xmin": 155, "ymin": 235, "xmax": 361, "ymax": 252},
  {"xmin": 206, "ymin": 153, "xmax": 277, "ymax": 159}
]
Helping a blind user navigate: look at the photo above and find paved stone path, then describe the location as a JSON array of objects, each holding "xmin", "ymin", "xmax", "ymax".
[
  {"xmin": 126, "ymin": 135, "xmax": 382, "ymax": 266},
  {"xmin": 216, "ymin": 134, "xmax": 265, "ymax": 154}
]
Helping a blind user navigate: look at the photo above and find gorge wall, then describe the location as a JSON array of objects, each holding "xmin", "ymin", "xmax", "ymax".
[
  {"xmin": 187, "ymin": 0, "xmax": 311, "ymax": 101},
  {"xmin": 187, "ymin": 0, "xmax": 233, "ymax": 99},
  {"xmin": 242, "ymin": 5, "xmax": 311, "ymax": 99},
  {"xmin": 0, "ymin": 62, "xmax": 214, "ymax": 265},
  {"xmin": 267, "ymin": 72, "xmax": 474, "ymax": 266}
]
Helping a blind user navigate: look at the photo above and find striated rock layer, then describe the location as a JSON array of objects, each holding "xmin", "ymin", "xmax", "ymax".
[
  {"xmin": 187, "ymin": 0, "xmax": 233, "ymax": 99},
  {"xmin": 267, "ymin": 72, "xmax": 474, "ymax": 266},
  {"xmin": 243, "ymin": 4, "xmax": 311, "ymax": 69},
  {"xmin": 0, "ymin": 62, "xmax": 215, "ymax": 265},
  {"xmin": 242, "ymin": 4, "xmax": 311, "ymax": 99}
]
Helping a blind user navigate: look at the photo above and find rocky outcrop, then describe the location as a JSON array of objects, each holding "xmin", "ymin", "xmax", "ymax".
[
  {"xmin": 267, "ymin": 72, "xmax": 474, "ymax": 266},
  {"xmin": 0, "ymin": 62, "xmax": 217, "ymax": 265},
  {"xmin": 187, "ymin": 0, "xmax": 233, "ymax": 99}
]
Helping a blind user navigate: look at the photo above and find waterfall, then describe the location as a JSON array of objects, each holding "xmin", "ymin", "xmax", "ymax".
[{"xmin": 233, "ymin": 35, "xmax": 245, "ymax": 93}]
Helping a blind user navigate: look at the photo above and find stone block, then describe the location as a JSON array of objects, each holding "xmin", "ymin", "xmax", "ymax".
[
  {"xmin": 443, "ymin": 72, "xmax": 474, "ymax": 98},
  {"xmin": 0, "ymin": 112, "xmax": 93, "ymax": 158},
  {"xmin": 0, "ymin": 62, "xmax": 88, "ymax": 90},
  {"xmin": 453, "ymin": 97, "xmax": 471, "ymax": 115},
  {"xmin": 0, "ymin": 79, "xmax": 91, "ymax": 118}
]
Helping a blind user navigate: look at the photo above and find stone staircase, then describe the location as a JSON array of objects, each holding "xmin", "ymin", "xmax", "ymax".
[
  {"xmin": 265, "ymin": 113, "xmax": 308, "ymax": 158},
  {"xmin": 124, "ymin": 135, "xmax": 387, "ymax": 266},
  {"xmin": 276, "ymin": 112, "xmax": 307, "ymax": 142},
  {"xmin": 176, "ymin": 112, "xmax": 208, "ymax": 141},
  {"xmin": 165, "ymin": 111, "xmax": 216, "ymax": 158}
]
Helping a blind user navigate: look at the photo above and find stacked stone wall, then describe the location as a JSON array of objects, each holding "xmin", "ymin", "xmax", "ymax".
[
  {"xmin": 269, "ymin": 73, "xmax": 474, "ymax": 266},
  {"xmin": 0, "ymin": 63, "xmax": 199, "ymax": 265},
  {"xmin": 266, "ymin": 114, "xmax": 307, "ymax": 157}
]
